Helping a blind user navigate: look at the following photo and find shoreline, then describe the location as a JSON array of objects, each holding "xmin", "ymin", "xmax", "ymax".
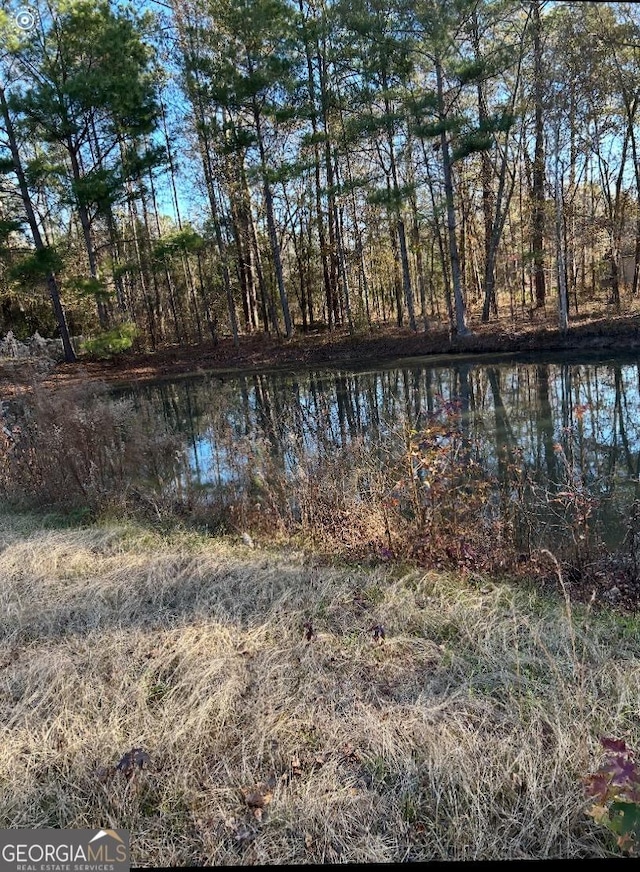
[{"xmin": 3, "ymin": 313, "xmax": 640, "ymax": 394}]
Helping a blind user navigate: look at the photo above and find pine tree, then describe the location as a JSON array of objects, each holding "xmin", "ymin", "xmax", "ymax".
[
  {"xmin": 5, "ymin": 0, "xmax": 162, "ymax": 330},
  {"xmin": 0, "ymin": 80, "xmax": 76, "ymax": 361}
]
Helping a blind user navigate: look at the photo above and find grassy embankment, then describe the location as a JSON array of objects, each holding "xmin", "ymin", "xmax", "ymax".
[{"xmin": 1, "ymin": 510, "xmax": 639, "ymax": 863}]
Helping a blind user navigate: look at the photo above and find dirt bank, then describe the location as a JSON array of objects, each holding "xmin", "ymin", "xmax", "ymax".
[{"xmin": 2, "ymin": 312, "xmax": 640, "ymax": 396}]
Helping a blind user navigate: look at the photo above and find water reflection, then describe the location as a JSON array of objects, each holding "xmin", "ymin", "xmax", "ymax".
[{"xmin": 120, "ymin": 355, "xmax": 640, "ymax": 548}]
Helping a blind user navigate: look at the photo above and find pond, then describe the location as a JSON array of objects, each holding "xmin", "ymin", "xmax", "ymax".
[{"xmin": 116, "ymin": 351, "xmax": 640, "ymax": 559}]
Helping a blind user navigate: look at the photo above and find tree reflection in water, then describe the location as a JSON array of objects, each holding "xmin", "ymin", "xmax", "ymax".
[{"xmin": 119, "ymin": 354, "xmax": 640, "ymax": 562}]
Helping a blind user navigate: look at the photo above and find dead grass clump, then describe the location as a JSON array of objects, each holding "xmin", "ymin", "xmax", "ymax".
[
  {"xmin": 0, "ymin": 379, "xmax": 181, "ymax": 513},
  {"xmin": 0, "ymin": 513, "xmax": 637, "ymax": 861},
  {"xmin": 207, "ymin": 409, "xmax": 511, "ymax": 570}
]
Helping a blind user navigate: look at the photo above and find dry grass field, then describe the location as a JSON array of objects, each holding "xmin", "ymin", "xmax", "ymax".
[{"xmin": 1, "ymin": 511, "xmax": 639, "ymax": 864}]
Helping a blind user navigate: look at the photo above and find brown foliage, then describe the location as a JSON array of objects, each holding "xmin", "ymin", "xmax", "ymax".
[{"xmin": 0, "ymin": 379, "xmax": 181, "ymax": 513}]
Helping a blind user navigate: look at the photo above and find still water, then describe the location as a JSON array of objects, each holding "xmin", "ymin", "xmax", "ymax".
[{"xmin": 118, "ymin": 351, "xmax": 640, "ymax": 550}]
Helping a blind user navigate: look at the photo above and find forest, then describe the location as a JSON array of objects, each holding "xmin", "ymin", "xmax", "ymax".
[
  {"xmin": 5, "ymin": 2, "xmax": 640, "ymax": 864},
  {"xmin": 1, "ymin": 0, "xmax": 640, "ymax": 363}
]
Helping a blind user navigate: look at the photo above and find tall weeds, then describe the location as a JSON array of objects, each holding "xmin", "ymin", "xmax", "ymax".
[
  {"xmin": 0, "ymin": 380, "xmax": 182, "ymax": 514},
  {"xmin": 205, "ymin": 397, "xmax": 606, "ymax": 576},
  {"xmin": 0, "ymin": 380, "xmax": 611, "ymax": 579}
]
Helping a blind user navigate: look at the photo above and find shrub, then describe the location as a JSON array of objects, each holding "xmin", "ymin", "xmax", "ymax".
[
  {"xmin": 585, "ymin": 738, "xmax": 640, "ymax": 855},
  {"xmin": 81, "ymin": 322, "xmax": 137, "ymax": 358}
]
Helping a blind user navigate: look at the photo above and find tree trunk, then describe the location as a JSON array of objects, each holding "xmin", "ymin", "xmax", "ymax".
[
  {"xmin": 170, "ymin": 3, "xmax": 239, "ymax": 346},
  {"xmin": 472, "ymin": 12, "xmax": 497, "ymax": 322},
  {"xmin": 252, "ymin": 103, "xmax": 293, "ymax": 338},
  {"xmin": 66, "ymin": 140, "xmax": 109, "ymax": 328},
  {"xmin": 435, "ymin": 58, "xmax": 469, "ymax": 336},
  {"xmin": 148, "ymin": 163, "xmax": 183, "ymax": 343},
  {"xmin": 531, "ymin": 0, "xmax": 546, "ymax": 309},
  {"xmin": 318, "ymin": 45, "xmax": 340, "ymax": 329},
  {"xmin": 384, "ymin": 91, "xmax": 416, "ymax": 332},
  {"xmin": 554, "ymin": 126, "xmax": 569, "ymax": 332},
  {"xmin": 0, "ymin": 84, "xmax": 76, "ymax": 362},
  {"xmin": 300, "ymin": 0, "xmax": 333, "ymax": 331},
  {"xmin": 160, "ymin": 98, "xmax": 203, "ymax": 341}
]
